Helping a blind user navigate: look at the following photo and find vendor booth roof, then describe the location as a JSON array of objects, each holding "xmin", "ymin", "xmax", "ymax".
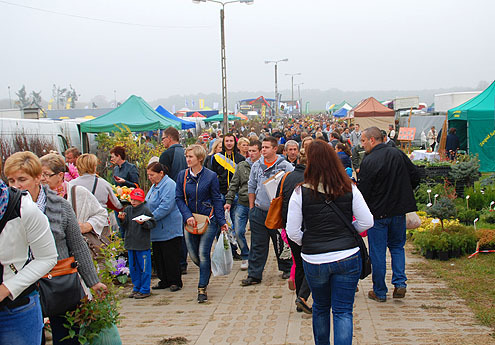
[
  {"xmin": 333, "ymin": 107, "xmax": 348, "ymax": 118},
  {"xmin": 235, "ymin": 112, "xmax": 248, "ymax": 120},
  {"xmin": 203, "ymin": 113, "xmax": 238, "ymax": 122},
  {"xmin": 186, "ymin": 110, "xmax": 218, "ymax": 117},
  {"xmin": 349, "ymin": 97, "xmax": 395, "ymax": 118},
  {"xmin": 156, "ymin": 105, "xmax": 195, "ymax": 129},
  {"xmin": 189, "ymin": 111, "xmax": 206, "ymax": 118},
  {"xmin": 448, "ymin": 80, "xmax": 495, "ymax": 121},
  {"xmin": 80, "ymin": 95, "xmax": 181, "ymax": 133}
]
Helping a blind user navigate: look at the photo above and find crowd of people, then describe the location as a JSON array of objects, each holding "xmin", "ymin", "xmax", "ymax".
[{"xmin": 0, "ymin": 116, "xmax": 425, "ymax": 345}]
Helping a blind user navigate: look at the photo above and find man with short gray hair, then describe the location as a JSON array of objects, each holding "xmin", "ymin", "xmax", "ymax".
[
  {"xmin": 284, "ymin": 140, "xmax": 299, "ymax": 166},
  {"xmin": 358, "ymin": 126, "xmax": 419, "ymax": 303}
]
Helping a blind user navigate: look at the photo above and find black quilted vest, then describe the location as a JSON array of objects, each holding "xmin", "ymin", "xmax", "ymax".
[{"xmin": 301, "ymin": 187, "xmax": 357, "ymax": 255}]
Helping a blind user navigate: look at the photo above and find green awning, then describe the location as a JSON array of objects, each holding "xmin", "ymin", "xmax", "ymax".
[
  {"xmin": 202, "ymin": 114, "xmax": 239, "ymax": 122},
  {"xmin": 80, "ymin": 95, "xmax": 181, "ymax": 133}
]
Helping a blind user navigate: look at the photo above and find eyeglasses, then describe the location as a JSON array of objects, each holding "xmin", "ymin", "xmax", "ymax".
[{"xmin": 42, "ymin": 172, "xmax": 57, "ymax": 178}]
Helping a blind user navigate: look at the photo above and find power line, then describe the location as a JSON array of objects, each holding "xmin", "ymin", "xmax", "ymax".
[{"xmin": 0, "ymin": 0, "xmax": 211, "ymax": 29}]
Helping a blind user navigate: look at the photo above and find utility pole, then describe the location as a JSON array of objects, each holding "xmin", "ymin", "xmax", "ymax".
[{"xmin": 285, "ymin": 73, "xmax": 301, "ymax": 114}]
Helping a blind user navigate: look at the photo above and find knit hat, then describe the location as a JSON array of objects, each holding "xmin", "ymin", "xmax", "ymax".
[{"xmin": 130, "ymin": 188, "xmax": 145, "ymax": 202}]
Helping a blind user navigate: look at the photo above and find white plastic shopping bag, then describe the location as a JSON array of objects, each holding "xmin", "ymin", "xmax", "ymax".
[{"xmin": 211, "ymin": 232, "xmax": 233, "ymax": 277}]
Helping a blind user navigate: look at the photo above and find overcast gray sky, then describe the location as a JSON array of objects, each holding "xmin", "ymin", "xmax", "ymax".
[{"xmin": 1, "ymin": 0, "xmax": 494, "ymax": 102}]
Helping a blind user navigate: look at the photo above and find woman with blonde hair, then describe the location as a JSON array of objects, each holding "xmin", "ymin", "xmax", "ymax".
[
  {"xmin": 205, "ymin": 139, "xmax": 223, "ymax": 169},
  {"xmin": 70, "ymin": 153, "xmax": 122, "ymax": 211},
  {"xmin": 175, "ymin": 145, "xmax": 228, "ymax": 303},
  {"xmin": 237, "ymin": 137, "xmax": 250, "ymax": 158},
  {"xmin": 4, "ymin": 151, "xmax": 107, "ymax": 345}
]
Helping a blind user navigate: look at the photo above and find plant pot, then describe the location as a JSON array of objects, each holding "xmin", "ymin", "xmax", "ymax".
[
  {"xmin": 89, "ymin": 324, "xmax": 122, "ymax": 345},
  {"xmin": 424, "ymin": 249, "xmax": 436, "ymax": 260},
  {"xmin": 449, "ymin": 248, "xmax": 461, "ymax": 258},
  {"xmin": 437, "ymin": 251, "xmax": 449, "ymax": 261}
]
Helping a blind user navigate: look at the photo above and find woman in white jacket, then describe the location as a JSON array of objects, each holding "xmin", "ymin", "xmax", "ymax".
[{"xmin": 0, "ymin": 177, "xmax": 58, "ymax": 344}]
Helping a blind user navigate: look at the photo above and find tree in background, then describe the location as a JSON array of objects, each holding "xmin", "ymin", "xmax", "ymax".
[{"xmin": 15, "ymin": 85, "xmax": 31, "ymax": 109}]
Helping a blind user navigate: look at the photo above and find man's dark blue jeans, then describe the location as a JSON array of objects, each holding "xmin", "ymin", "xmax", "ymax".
[{"xmin": 367, "ymin": 215, "xmax": 407, "ymax": 299}]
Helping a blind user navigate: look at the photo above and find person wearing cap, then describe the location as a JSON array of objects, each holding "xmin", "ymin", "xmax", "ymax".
[{"xmin": 118, "ymin": 188, "xmax": 156, "ymax": 299}]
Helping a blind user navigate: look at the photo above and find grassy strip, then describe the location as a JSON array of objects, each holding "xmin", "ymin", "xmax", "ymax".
[{"xmin": 413, "ymin": 253, "xmax": 495, "ymax": 333}]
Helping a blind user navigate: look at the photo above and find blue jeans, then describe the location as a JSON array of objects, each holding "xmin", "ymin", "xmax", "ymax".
[
  {"xmin": 234, "ymin": 204, "xmax": 250, "ymax": 260},
  {"xmin": 367, "ymin": 215, "xmax": 407, "ymax": 299},
  {"xmin": 0, "ymin": 292, "xmax": 43, "ymax": 345},
  {"xmin": 184, "ymin": 217, "xmax": 219, "ymax": 288},
  {"xmin": 303, "ymin": 252, "xmax": 361, "ymax": 345},
  {"xmin": 128, "ymin": 249, "xmax": 152, "ymax": 294}
]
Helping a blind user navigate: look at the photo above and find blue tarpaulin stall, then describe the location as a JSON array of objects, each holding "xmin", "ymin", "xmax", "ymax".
[
  {"xmin": 333, "ymin": 107, "xmax": 348, "ymax": 118},
  {"xmin": 156, "ymin": 106, "xmax": 196, "ymax": 130}
]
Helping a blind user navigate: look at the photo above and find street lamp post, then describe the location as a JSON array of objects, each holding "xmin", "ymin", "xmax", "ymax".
[
  {"xmin": 285, "ymin": 73, "xmax": 301, "ymax": 114},
  {"xmin": 265, "ymin": 58, "xmax": 288, "ymax": 118},
  {"xmin": 8, "ymin": 86, "xmax": 12, "ymax": 108},
  {"xmin": 295, "ymin": 82, "xmax": 304, "ymax": 115},
  {"xmin": 193, "ymin": 0, "xmax": 254, "ymax": 134}
]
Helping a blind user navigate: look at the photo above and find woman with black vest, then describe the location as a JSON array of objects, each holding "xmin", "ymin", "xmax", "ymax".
[{"xmin": 286, "ymin": 140, "xmax": 373, "ymax": 345}]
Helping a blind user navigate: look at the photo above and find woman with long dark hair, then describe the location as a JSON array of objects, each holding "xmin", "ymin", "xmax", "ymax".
[{"xmin": 286, "ymin": 140, "xmax": 373, "ymax": 345}]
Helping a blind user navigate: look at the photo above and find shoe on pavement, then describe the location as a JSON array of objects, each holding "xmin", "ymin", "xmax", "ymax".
[
  {"xmin": 393, "ymin": 286, "xmax": 407, "ymax": 298},
  {"xmin": 368, "ymin": 290, "xmax": 386, "ymax": 302},
  {"xmin": 128, "ymin": 291, "xmax": 138, "ymax": 298},
  {"xmin": 296, "ymin": 306, "xmax": 303, "ymax": 313},
  {"xmin": 197, "ymin": 287, "xmax": 208, "ymax": 303},
  {"xmin": 134, "ymin": 292, "xmax": 151, "ymax": 299},
  {"xmin": 288, "ymin": 279, "xmax": 296, "ymax": 291},
  {"xmin": 281, "ymin": 271, "xmax": 291, "ymax": 280},
  {"xmin": 152, "ymin": 283, "xmax": 168, "ymax": 290},
  {"xmin": 241, "ymin": 276, "xmax": 261, "ymax": 286},
  {"xmin": 240, "ymin": 260, "xmax": 248, "ymax": 271},
  {"xmin": 295, "ymin": 297, "xmax": 312, "ymax": 314},
  {"xmin": 169, "ymin": 285, "xmax": 181, "ymax": 292},
  {"xmin": 180, "ymin": 266, "xmax": 187, "ymax": 275},
  {"xmin": 232, "ymin": 252, "xmax": 243, "ymax": 261},
  {"xmin": 355, "ymin": 285, "xmax": 359, "ymax": 293}
]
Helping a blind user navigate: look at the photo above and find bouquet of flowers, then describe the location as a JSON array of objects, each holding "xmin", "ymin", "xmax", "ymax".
[{"xmin": 111, "ymin": 185, "xmax": 134, "ymax": 204}]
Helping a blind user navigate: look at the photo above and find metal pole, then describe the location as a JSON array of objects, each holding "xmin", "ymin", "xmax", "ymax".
[
  {"xmin": 220, "ymin": 6, "xmax": 228, "ymax": 134},
  {"xmin": 291, "ymin": 75, "xmax": 294, "ymax": 114},
  {"xmin": 8, "ymin": 86, "xmax": 12, "ymax": 108},
  {"xmin": 274, "ymin": 63, "xmax": 278, "ymax": 118}
]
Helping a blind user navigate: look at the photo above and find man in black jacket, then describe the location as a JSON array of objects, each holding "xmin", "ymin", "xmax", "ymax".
[
  {"xmin": 358, "ymin": 127, "xmax": 419, "ymax": 303},
  {"xmin": 159, "ymin": 127, "xmax": 187, "ymax": 183}
]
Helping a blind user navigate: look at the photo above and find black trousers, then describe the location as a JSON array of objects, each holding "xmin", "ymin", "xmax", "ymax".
[
  {"xmin": 287, "ymin": 237, "xmax": 311, "ymax": 300},
  {"xmin": 152, "ymin": 237, "xmax": 183, "ymax": 288}
]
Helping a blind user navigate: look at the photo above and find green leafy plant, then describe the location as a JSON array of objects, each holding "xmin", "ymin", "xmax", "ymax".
[
  {"xmin": 481, "ymin": 209, "xmax": 495, "ymax": 224},
  {"xmin": 449, "ymin": 154, "xmax": 480, "ymax": 183},
  {"xmin": 427, "ymin": 197, "xmax": 457, "ymax": 231},
  {"xmin": 63, "ymin": 234, "xmax": 124, "ymax": 344},
  {"xmin": 456, "ymin": 207, "xmax": 479, "ymax": 225}
]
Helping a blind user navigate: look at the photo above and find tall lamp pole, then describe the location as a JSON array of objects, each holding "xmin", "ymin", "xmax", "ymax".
[
  {"xmin": 8, "ymin": 86, "xmax": 12, "ymax": 108},
  {"xmin": 295, "ymin": 82, "xmax": 304, "ymax": 115},
  {"xmin": 193, "ymin": 0, "xmax": 254, "ymax": 134},
  {"xmin": 285, "ymin": 73, "xmax": 301, "ymax": 114},
  {"xmin": 265, "ymin": 58, "xmax": 288, "ymax": 118}
]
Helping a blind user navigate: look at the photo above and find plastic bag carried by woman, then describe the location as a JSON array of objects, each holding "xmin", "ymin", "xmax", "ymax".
[{"xmin": 211, "ymin": 232, "xmax": 233, "ymax": 277}]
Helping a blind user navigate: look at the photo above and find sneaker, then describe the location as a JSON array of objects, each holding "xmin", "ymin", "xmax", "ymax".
[
  {"xmin": 241, "ymin": 276, "xmax": 261, "ymax": 286},
  {"xmin": 240, "ymin": 260, "xmax": 248, "ymax": 271},
  {"xmin": 368, "ymin": 290, "xmax": 386, "ymax": 302},
  {"xmin": 232, "ymin": 252, "xmax": 243, "ymax": 261},
  {"xmin": 197, "ymin": 287, "xmax": 207, "ymax": 303},
  {"xmin": 281, "ymin": 271, "xmax": 291, "ymax": 280},
  {"xmin": 134, "ymin": 292, "xmax": 151, "ymax": 299},
  {"xmin": 393, "ymin": 286, "xmax": 407, "ymax": 298},
  {"xmin": 295, "ymin": 297, "xmax": 312, "ymax": 315},
  {"xmin": 128, "ymin": 291, "xmax": 138, "ymax": 298},
  {"xmin": 169, "ymin": 285, "xmax": 181, "ymax": 292},
  {"xmin": 180, "ymin": 266, "xmax": 188, "ymax": 275}
]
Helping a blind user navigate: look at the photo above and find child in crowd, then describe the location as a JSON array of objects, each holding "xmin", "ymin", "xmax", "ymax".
[{"xmin": 118, "ymin": 188, "xmax": 156, "ymax": 299}]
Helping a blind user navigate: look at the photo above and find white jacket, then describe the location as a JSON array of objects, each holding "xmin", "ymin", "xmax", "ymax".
[
  {"xmin": 66, "ymin": 185, "xmax": 108, "ymax": 236},
  {"xmin": 0, "ymin": 195, "xmax": 57, "ymax": 300}
]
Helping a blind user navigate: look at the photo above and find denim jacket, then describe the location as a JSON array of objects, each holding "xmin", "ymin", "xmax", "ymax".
[{"xmin": 175, "ymin": 168, "xmax": 226, "ymax": 226}]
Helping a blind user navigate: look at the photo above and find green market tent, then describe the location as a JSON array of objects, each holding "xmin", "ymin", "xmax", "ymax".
[
  {"xmin": 448, "ymin": 80, "xmax": 495, "ymax": 172},
  {"xmin": 202, "ymin": 113, "xmax": 238, "ymax": 122},
  {"xmin": 80, "ymin": 95, "xmax": 181, "ymax": 133}
]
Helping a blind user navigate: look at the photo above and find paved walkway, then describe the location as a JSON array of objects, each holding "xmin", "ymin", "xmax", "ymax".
[{"xmin": 117, "ymin": 239, "xmax": 495, "ymax": 345}]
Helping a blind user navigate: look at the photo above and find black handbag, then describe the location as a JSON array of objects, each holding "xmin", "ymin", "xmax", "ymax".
[
  {"xmin": 38, "ymin": 257, "xmax": 86, "ymax": 317},
  {"xmin": 325, "ymin": 199, "xmax": 372, "ymax": 280}
]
